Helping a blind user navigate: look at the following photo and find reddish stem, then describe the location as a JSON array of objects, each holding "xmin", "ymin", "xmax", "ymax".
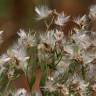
[{"xmin": 32, "ymin": 67, "xmax": 42, "ymax": 92}]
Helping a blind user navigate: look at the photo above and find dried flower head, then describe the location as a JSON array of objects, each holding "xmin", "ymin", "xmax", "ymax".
[
  {"xmin": 0, "ymin": 54, "xmax": 11, "ymax": 75},
  {"xmin": 13, "ymin": 47, "xmax": 29, "ymax": 69},
  {"xmin": 35, "ymin": 5, "xmax": 52, "ymax": 20},
  {"xmin": 6, "ymin": 43, "xmax": 29, "ymax": 70},
  {"xmin": 73, "ymin": 16, "xmax": 81, "ymax": 25},
  {"xmin": 54, "ymin": 30, "xmax": 64, "ymax": 42},
  {"xmin": 55, "ymin": 12, "xmax": 70, "ymax": 26},
  {"xmin": 74, "ymin": 15, "xmax": 90, "ymax": 29},
  {"xmin": 14, "ymin": 88, "xmax": 29, "ymax": 96},
  {"xmin": 89, "ymin": 5, "xmax": 96, "ymax": 19},
  {"xmin": 56, "ymin": 83, "xmax": 69, "ymax": 96},
  {"xmin": 70, "ymin": 77, "xmax": 89, "ymax": 96},
  {"xmin": 88, "ymin": 31, "xmax": 96, "ymax": 46},
  {"xmin": 0, "ymin": 54, "xmax": 11, "ymax": 65},
  {"xmin": 40, "ymin": 30, "xmax": 56, "ymax": 49},
  {"xmin": 18, "ymin": 29, "xmax": 36, "ymax": 47},
  {"xmin": 72, "ymin": 31, "xmax": 91, "ymax": 49}
]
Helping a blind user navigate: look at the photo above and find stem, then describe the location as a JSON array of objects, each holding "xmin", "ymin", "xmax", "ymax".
[
  {"xmin": 55, "ymin": 48, "xmax": 64, "ymax": 66},
  {"xmin": 81, "ymin": 65, "xmax": 86, "ymax": 80},
  {"xmin": 4, "ymin": 80, "xmax": 11, "ymax": 95},
  {"xmin": 44, "ymin": 15, "xmax": 55, "ymax": 32}
]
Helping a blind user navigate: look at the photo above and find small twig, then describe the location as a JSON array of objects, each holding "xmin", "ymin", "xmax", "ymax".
[
  {"xmin": 44, "ymin": 15, "xmax": 55, "ymax": 32},
  {"xmin": 55, "ymin": 54, "xmax": 63, "ymax": 66}
]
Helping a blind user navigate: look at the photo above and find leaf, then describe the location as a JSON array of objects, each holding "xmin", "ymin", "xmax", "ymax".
[
  {"xmin": 40, "ymin": 62, "xmax": 48, "ymax": 86},
  {"xmin": 0, "ymin": 72, "xmax": 8, "ymax": 92}
]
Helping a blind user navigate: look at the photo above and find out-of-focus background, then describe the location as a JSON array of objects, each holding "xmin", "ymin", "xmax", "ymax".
[{"xmin": 0, "ymin": 0, "xmax": 96, "ymax": 53}]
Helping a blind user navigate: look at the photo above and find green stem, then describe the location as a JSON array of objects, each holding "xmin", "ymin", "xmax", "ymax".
[{"xmin": 4, "ymin": 80, "xmax": 11, "ymax": 95}]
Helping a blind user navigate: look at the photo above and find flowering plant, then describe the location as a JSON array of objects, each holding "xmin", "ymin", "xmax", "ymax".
[{"xmin": 0, "ymin": 5, "xmax": 96, "ymax": 96}]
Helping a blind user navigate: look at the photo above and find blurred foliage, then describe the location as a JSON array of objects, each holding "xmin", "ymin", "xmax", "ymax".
[{"xmin": 0, "ymin": 0, "xmax": 14, "ymax": 18}]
